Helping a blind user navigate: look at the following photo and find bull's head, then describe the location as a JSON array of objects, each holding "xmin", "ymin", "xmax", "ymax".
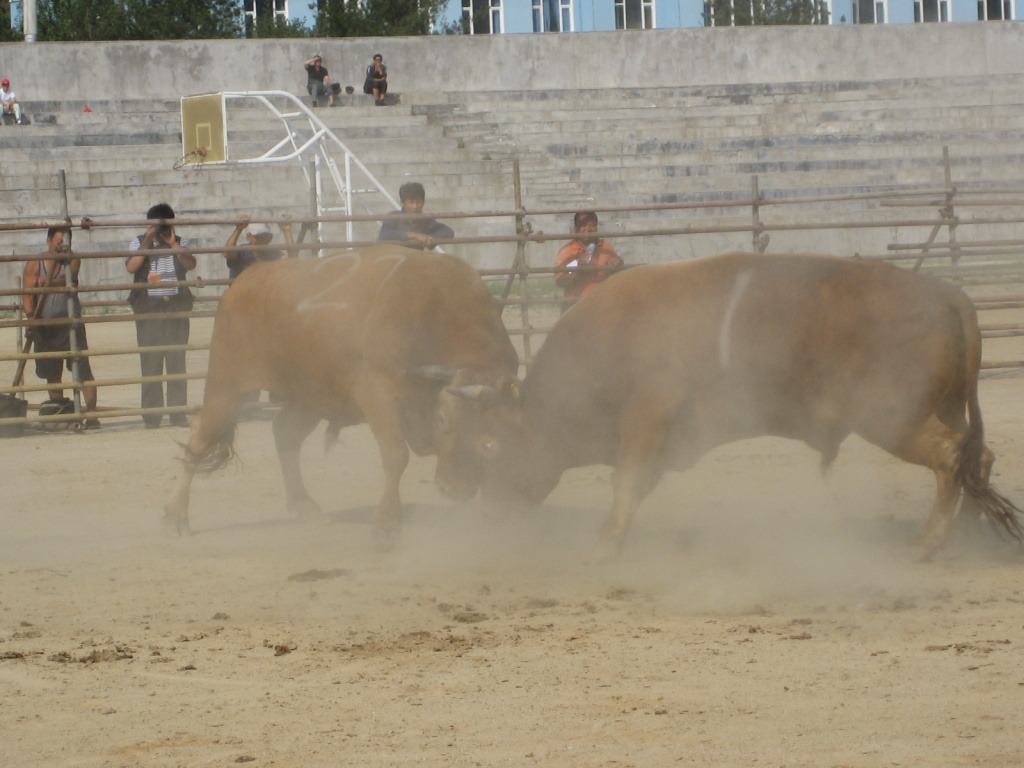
[
  {"xmin": 440, "ymin": 374, "xmax": 556, "ymax": 511},
  {"xmin": 408, "ymin": 365, "xmax": 522, "ymax": 503}
]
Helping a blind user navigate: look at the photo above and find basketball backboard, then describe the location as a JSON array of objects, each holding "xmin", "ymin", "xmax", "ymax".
[{"xmin": 180, "ymin": 94, "xmax": 227, "ymax": 163}]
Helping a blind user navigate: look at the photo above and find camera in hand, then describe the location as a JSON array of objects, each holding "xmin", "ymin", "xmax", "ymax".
[{"xmin": 156, "ymin": 224, "xmax": 172, "ymax": 237}]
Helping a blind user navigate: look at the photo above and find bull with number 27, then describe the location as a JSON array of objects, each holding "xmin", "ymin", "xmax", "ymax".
[
  {"xmin": 164, "ymin": 244, "xmax": 518, "ymax": 544},
  {"xmin": 437, "ymin": 251, "xmax": 1023, "ymax": 560}
]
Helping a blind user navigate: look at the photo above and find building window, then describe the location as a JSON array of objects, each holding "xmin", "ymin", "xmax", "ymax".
[
  {"xmin": 533, "ymin": 0, "xmax": 574, "ymax": 30},
  {"xmin": 914, "ymin": 0, "xmax": 950, "ymax": 19},
  {"xmin": 463, "ymin": 0, "xmax": 503, "ymax": 32},
  {"xmin": 853, "ymin": 0, "xmax": 886, "ymax": 21},
  {"xmin": 615, "ymin": 0, "xmax": 656, "ymax": 28},
  {"xmin": 703, "ymin": 0, "xmax": 828, "ymax": 24},
  {"xmin": 245, "ymin": 0, "xmax": 288, "ymax": 31},
  {"xmin": 491, "ymin": 0, "xmax": 503, "ymax": 32},
  {"xmin": 978, "ymin": 0, "xmax": 1014, "ymax": 17}
]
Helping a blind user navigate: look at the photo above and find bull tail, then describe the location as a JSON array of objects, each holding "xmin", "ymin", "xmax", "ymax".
[
  {"xmin": 178, "ymin": 421, "xmax": 237, "ymax": 476},
  {"xmin": 955, "ymin": 385, "xmax": 1024, "ymax": 542}
]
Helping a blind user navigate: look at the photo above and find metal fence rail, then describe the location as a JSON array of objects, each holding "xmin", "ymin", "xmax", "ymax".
[{"xmin": 2, "ymin": 148, "xmax": 1023, "ymax": 432}]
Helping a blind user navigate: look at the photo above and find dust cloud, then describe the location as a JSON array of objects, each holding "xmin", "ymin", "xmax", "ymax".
[{"xmin": 354, "ymin": 433, "xmax": 952, "ymax": 617}]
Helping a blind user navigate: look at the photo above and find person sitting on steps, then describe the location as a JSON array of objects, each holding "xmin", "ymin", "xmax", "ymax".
[
  {"xmin": 304, "ymin": 54, "xmax": 336, "ymax": 108},
  {"xmin": 363, "ymin": 54, "xmax": 388, "ymax": 106},
  {"xmin": 1, "ymin": 78, "xmax": 25, "ymax": 125}
]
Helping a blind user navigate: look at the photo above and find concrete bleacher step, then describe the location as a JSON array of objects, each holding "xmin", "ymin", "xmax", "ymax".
[
  {"xmin": 5, "ymin": 74, "xmax": 1024, "ymax": 281},
  {"xmin": 440, "ymin": 75, "xmax": 1024, "ymax": 109}
]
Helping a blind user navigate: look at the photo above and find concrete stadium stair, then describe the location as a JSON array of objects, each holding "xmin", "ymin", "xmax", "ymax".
[
  {"xmin": 406, "ymin": 75, "xmax": 1024, "ymax": 263},
  {"xmin": 0, "ymin": 95, "xmax": 520, "ymax": 290},
  {"xmin": 3, "ymin": 74, "xmax": 1024, "ymax": 292}
]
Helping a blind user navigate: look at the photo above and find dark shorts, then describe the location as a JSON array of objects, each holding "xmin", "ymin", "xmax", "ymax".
[{"xmin": 34, "ymin": 323, "xmax": 95, "ymax": 382}]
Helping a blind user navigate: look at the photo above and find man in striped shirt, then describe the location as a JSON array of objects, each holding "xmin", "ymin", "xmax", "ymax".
[{"xmin": 125, "ymin": 203, "xmax": 196, "ymax": 429}]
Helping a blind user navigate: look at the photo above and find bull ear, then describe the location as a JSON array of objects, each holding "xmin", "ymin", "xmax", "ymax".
[
  {"xmin": 476, "ymin": 434, "xmax": 502, "ymax": 460},
  {"xmin": 445, "ymin": 384, "xmax": 500, "ymax": 407},
  {"xmin": 408, "ymin": 365, "xmax": 460, "ymax": 383}
]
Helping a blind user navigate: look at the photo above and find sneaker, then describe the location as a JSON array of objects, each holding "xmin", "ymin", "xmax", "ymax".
[
  {"xmin": 144, "ymin": 419, "xmax": 162, "ymax": 429},
  {"xmin": 375, "ymin": 99, "xmax": 385, "ymax": 106},
  {"xmin": 311, "ymin": 100, "xmax": 318, "ymax": 108},
  {"xmin": 39, "ymin": 397, "xmax": 75, "ymax": 417},
  {"xmin": 82, "ymin": 418, "xmax": 101, "ymax": 430},
  {"xmin": 16, "ymin": 119, "xmax": 25, "ymax": 126}
]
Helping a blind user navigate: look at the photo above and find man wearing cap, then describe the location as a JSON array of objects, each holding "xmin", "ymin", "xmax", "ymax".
[
  {"xmin": 303, "ymin": 54, "xmax": 335, "ymax": 107},
  {"xmin": 0, "ymin": 78, "xmax": 24, "ymax": 125},
  {"xmin": 222, "ymin": 214, "xmax": 297, "ymax": 280}
]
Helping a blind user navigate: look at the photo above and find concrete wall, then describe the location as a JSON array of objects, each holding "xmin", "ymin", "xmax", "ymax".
[{"xmin": 2, "ymin": 21, "xmax": 1024, "ymax": 103}]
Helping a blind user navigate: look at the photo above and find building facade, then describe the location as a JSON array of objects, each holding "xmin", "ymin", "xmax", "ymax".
[{"xmin": 434, "ymin": 0, "xmax": 1015, "ymax": 31}]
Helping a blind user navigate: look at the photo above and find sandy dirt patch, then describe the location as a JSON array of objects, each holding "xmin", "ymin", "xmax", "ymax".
[{"xmin": 2, "ymin": 316, "xmax": 1024, "ymax": 768}]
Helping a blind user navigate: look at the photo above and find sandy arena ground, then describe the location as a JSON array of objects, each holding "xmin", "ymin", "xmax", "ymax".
[{"xmin": 2, "ymin": 311, "xmax": 1024, "ymax": 768}]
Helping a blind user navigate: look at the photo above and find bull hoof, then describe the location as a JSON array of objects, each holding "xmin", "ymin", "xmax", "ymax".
[
  {"xmin": 161, "ymin": 512, "xmax": 190, "ymax": 537},
  {"xmin": 912, "ymin": 541, "xmax": 938, "ymax": 563},
  {"xmin": 372, "ymin": 524, "xmax": 400, "ymax": 553},
  {"xmin": 584, "ymin": 536, "xmax": 623, "ymax": 566},
  {"xmin": 289, "ymin": 498, "xmax": 324, "ymax": 523}
]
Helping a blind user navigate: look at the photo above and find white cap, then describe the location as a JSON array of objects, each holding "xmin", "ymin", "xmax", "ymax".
[{"xmin": 248, "ymin": 222, "xmax": 272, "ymax": 237}]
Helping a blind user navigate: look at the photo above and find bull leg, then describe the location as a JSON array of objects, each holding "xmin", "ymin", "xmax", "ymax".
[
  {"xmin": 273, "ymin": 403, "xmax": 322, "ymax": 520},
  {"xmin": 595, "ymin": 401, "xmax": 672, "ymax": 560},
  {"xmin": 164, "ymin": 389, "xmax": 241, "ymax": 536},
  {"xmin": 360, "ymin": 385, "xmax": 410, "ymax": 551},
  {"xmin": 883, "ymin": 416, "xmax": 964, "ymax": 561}
]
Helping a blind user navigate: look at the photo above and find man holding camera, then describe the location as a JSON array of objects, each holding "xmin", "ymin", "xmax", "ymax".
[
  {"xmin": 126, "ymin": 203, "xmax": 196, "ymax": 429},
  {"xmin": 22, "ymin": 227, "xmax": 100, "ymax": 427}
]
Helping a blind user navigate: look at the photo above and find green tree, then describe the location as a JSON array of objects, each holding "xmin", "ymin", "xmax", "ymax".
[
  {"xmin": 247, "ymin": 13, "xmax": 311, "ymax": 38},
  {"xmin": 0, "ymin": 0, "xmax": 20, "ymax": 42},
  {"xmin": 315, "ymin": 0, "xmax": 451, "ymax": 36},
  {"xmin": 37, "ymin": 0, "xmax": 242, "ymax": 41},
  {"xmin": 703, "ymin": 0, "xmax": 829, "ymax": 25},
  {"xmin": 313, "ymin": 0, "xmax": 373, "ymax": 37}
]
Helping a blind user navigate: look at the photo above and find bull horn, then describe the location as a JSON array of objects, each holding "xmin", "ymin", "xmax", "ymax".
[
  {"xmin": 445, "ymin": 384, "xmax": 499, "ymax": 405},
  {"xmin": 408, "ymin": 365, "xmax": 461, "ymax": 383}
]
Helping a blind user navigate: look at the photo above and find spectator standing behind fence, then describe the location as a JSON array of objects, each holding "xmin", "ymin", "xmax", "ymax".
[
  {"xmin": 304, "ymin": 54, "xmax": 336, "ymax": 107},
  {"xmin": 554, "ymin": 211, "xmax": 623, "ymax": 303},
  {"xmin": 222, "ymin": 214, "xmax": 297, "ymax": 279},
  {"xmin": 363, "ymin": 53, "xmax": 388, "ymax": 105},
  {"xmin": 1, "ymin": 78, "xmax": 24, "ymax": 125},
  {"xmin": 22, "ymin": 227, "xmax": 100, "ymax": 428},
  {"xmin": 125, "ymin": 203, "xmax": 196, "ymax": 429},
  {"xmin": 378, "ymin": 182, "xmax": 454, "ymax": 251}
]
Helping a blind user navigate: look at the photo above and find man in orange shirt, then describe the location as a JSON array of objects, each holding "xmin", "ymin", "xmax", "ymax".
[{"xmin": 554, "ymin": 211, "xmax": 623, "ymax": 303}]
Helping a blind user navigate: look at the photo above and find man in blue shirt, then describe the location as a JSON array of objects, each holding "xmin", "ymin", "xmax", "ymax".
[{"xmin": 378, "ymin": 182, "xmax": 454, "ymax": 251}]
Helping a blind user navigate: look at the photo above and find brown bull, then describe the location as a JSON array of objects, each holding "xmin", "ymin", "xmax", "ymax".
[
  {"xmin": 442, "ymin": 252, "xmax": 1023, "ymax": 560},
  {"xmin": 165, "ymin": 245, "xmax": 518, "ymax": 543}
]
